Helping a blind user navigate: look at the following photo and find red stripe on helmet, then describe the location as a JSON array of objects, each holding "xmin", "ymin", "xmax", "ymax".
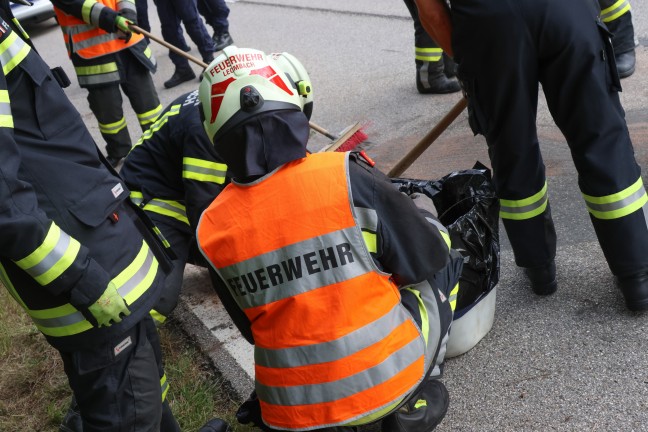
[
  {"xmin": 210, "ymin": 77, "xmax": 236, "ymax": 123},
  {"xmin": 250, "ymin": 66, "xmax": 294, "ymax": 96}
]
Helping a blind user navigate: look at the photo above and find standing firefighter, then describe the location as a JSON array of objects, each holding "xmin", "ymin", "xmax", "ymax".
[
  {"xmin": 0, "ymin": 0, "xmax": 182, "ymax": 429},
  {"xmin": 414, "ymin": 0, "xmax": 648, "ymax": 311},
  {"xmin": 51, "ymin": 0, "xmax": 163, "ymax": 167},
  {"xmin": 196, "ymin": 46, "xmax": 463, "ymax": 432}
]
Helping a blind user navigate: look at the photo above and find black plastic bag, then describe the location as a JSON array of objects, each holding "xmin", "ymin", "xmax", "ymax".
[{"xmin": 392, "ymin": 162, "xmax": 500, "ymax": 314}]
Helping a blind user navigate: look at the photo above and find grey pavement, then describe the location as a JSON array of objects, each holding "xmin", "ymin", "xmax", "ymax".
[{"xmin": 28, "ymin": 1, "xmax": 648, "ymax": 430}]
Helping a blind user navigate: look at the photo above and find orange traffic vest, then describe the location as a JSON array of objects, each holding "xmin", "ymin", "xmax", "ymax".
[
  {"xmin": 54, "ymin": 0, "xmax": 143, "ymax": 59},
  {"xmin": 197, "ymin": 152, "xmax": 428, "ymax": 430}
]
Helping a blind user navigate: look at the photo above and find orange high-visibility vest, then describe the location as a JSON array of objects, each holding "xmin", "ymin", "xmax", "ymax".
[
  {"xmin": 54, "ymin": 0, "xmax": 143, "ymax": 59},
  {"xmin": 197, "ymin": 152, "xmax": 428, "ymax": 431}
]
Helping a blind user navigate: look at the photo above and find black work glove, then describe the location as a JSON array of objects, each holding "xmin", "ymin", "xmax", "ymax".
[{"xmin": 236, "ymin": 391, "xmax": 273, "ymax": 431}]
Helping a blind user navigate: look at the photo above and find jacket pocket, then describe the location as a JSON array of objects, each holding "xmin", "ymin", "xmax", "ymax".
[{"xmin": 68, "ymin": 179, "xmax": 129, "ymax": 228}]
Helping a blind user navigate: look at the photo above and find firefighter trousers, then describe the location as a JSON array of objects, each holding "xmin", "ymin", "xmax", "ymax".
[
  {"xmin": 451, "ymin": 0, "xmax": 648, "ymax": 277},
  {"xmin": 87, "ymin": 50, "xmax": 160, "ymax": 159},
  {"xmin": 60, "ymin": 317, "xmax": 180, "ymax": 431}
]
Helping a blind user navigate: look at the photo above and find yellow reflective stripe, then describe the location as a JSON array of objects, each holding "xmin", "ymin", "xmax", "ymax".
[
  {"xmin": 36, "ymin": 317, "xmax": 93, "ymax": 337},
  {"xmin": 74, "ymin": 62, "xmax": 119, "ymax": 75},
  {"xmin": 143, "ymin": 199, "xmax": 189, "ymax": 225},
  {"xmin": 449, "ymin": 282, "xmax": 459, "ymax": 312},
  {"xmin": 11, "ymin": 18, "xmax": 28, "ymax": 39},
  {"xmin": 404, "ymin": 287, "xmax": 429, "ymax": 344},
  {"xmin": 0, "ymin": 31, "xmax": 31, "ymax": 75},
  {"xmin": 152, "ymin": 226, "xmax": 171, "ymax": 248},
  {"xmin": 133, "ymin": 104, "xmax": 181, "ymax": 147},
  {"xmin": 14, "ymin": 223, "xmax": 82, "ymax": 285},
  {"xmin": 439, "ymin": 230, "xmax": 451, "ymax": 249},
  {"xmin": 182, "ymin": 157, "xmax": 227, "ymax": 183},
  {"xmin": 499, "ymin": 181, "xmax": 548, "ymax": 220},
  {"xmin": 415, "ymin": 47, "xmax": 442, "ymax": 62},
  {"xmin": 0, "ymin": 262, "xmax": 28, "ymax": 309},
  {"xmin": 137, "ymin": 104, "xmax": 162, "ymax": 126},
  {"xmin": 82, "ymin": 0, "xmax": 96, "ymax": 23},
  {"xmin": 29, "ymin": 303, "xmax": 92, "ymax": 337},
  {"xmin": 0, "ymin": 90, "xmax": 12, "ymax": 127},
  {"xmin": 362, "ymin": 231, "xmax": 377, "ymax": 253},
  {"xmin": 144, "ymin": 46, "xmax": 153, "ymax": 59},
  {"xmin": 601, "ymin": 0, "xmax": 631, "ymax": 22},
  {"xmin": 160, "ymin": 374, "xmax": 169, "ymax": 402},
  {"xmin": 150, "ymin": 308, "xmax": 167, "ymax": 325},
  {"xmin": 114, "ymin": 241, "xmax": 159, "ymax": 305},
  {"xmin": 582, "ymin": 177, "xmax": 648, "ymax": 220},
  {"xmin": 414, "ymin": 399, "xmax": 427, "ymax": 409},
  {"xmin": 99, "ymin": 117, "xmax": 127, "ymax": 134}
]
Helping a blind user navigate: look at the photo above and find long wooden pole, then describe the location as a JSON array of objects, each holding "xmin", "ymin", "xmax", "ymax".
[{"xmin": 387, "ymin": 97, "xmax": 467, "ymax": 178}]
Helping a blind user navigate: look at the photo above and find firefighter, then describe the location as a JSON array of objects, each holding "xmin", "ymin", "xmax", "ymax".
[
  {"xmin": 402, "ymin": 0, "xmax": 459, "ymax": 94},
  {"xmin": 50, "ymin": 0, "xmax": 163, "ymax": 167},
  {"xmin": 598, "ymin": 0, "xmax": 636, "ymax": 78},
  {"xmin": 196, "ymin": 46, "xmax": 463, "ymax": 432},
  {"xmin": 119, "ymin": 89, "xmax": 229, "ymax": 325},
  {"xmin": 414, "ymin": 0, "xmax": 648, "ymax": 311},
  {"xmin": 0, "ymin": 0, "xmax": 180, "ymax": 429}
]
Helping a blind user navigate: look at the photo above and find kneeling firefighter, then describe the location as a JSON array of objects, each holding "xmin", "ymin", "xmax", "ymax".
[{"xmin": 195, "ymin": 46, "xmax": 464, "ymax": 432}]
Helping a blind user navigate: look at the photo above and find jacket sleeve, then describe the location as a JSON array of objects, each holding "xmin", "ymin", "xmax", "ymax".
[
  {"xmin": 0, "ymin": 69, "xmax": 111, "ymax": 310},
  {"xmin": 50, "ymin": 0, "xmax": 119, "ymax": 33},
  {"xmin": 180, "ymin": 127, "xmax": 229, "ymax": 229},
  {"xmin": 348, "ymin": 154, "xmax": 450, "ymax": 287}
]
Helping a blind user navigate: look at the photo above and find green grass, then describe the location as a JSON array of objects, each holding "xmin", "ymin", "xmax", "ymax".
[{"xmin": 0, "ymin": 287, "xmax": 255, "ymax": 431}]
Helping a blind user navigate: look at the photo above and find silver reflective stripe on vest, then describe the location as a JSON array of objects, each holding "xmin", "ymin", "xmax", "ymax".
[
  {"xmin": 65, "ymin": 23, "xmax": 97, "ymax": 35},
  {"xmin": 0, "ymin": 30, "xmax": 30, "ymax": 75},
  {"xmin": 256, "ymin": 337, "xmax": 424, "ymax": 406},
  {"xmin": 74, "ymin": 33, "xmax": 118, "ymax": 51},
  {"xmin": 117, "ymin": 0, "xmax": 136, "ymax": 13},
  {"xmin": 255, "ymin": 304, "xmax": 411, "ymax": 368},
  {"xmin": 219, "ymin": 227, "xmax": 373, "ymax": 309}
]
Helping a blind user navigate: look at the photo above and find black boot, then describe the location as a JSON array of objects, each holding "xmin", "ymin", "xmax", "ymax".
[
  {"xmin": 199, "ymin": 418, "xmax": 232, "ymax": 432},
  {"xmin": 615, "ymin": 49, "xmax": 636, "ymax": 79},
  {"xmin": 617, "ymin": 273, "xmax": 648, "ymax": 312},
  {"xmin": 523, "ymin": 260, "xmax": 557, "ymax": 296},
  {"xmin": 164, "ymin": 66, "xmax": 196, "ymax": 89},
  {"xmin": 212, "ymin": 31, "xmax": 234, "ymax": 51},
  {"xmin": 416, "ymin": 60, "xmax": 461, "ymax": 94},
  {"xmin": 381, "ymin": 379, "xmax": 449, "ymax": 432}
]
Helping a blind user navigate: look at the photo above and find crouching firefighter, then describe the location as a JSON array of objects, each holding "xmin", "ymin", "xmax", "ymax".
[
  {"xmin": 195, "ymin": 46, "xmax": 464, "ymax": 432},
  {"xmin": 0, "ymin": 1, "xmax": 181, "ymax": 430}
]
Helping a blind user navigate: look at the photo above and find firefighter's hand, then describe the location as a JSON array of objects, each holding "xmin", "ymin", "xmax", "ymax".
[
  {"xmin": 114, "ymin": 16, "xmax": 132, "ymax": 42},
  {"xmin": 410, "ymin": 192, "xmax": 438, "ymax": 218},
  {"xmin": 88, "ymin": 282, "xmax": 131, "ymax": 327},
  {"xmin": 236, "ymin": 391, "xmax": 272, "ymax": 431}
]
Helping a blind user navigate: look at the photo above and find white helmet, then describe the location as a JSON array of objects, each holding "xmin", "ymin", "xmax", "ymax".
[
  {"xmin": 269, "ymin": 52, "xmax": 313, "ymax": 120},
  {"xmin": 199, "ymin": 46, "xmax": 310, "ymax": 143}
]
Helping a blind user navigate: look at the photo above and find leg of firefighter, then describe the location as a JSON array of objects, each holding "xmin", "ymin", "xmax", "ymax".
[
  {"xmin": 59, "ymin": 317, "xmax": 178, "ymax": 432},
  {"xmin": 451, "ymin": 0, "xmax": 558, "ymax": 295},
  {"xmin": 87, "ymin": 84, "xmax": 132, "ymax": 162},
  {"xmin": 599, "ymin": 0, "xmax": 636, "ymax": 78},
  {"xmin": 381, "ymin": 250, "xmax": 463, "ymax": 432},
  {"xmin": 539, "ymin": 0, "xmax": 648, "ymax": 311},
  {"xmin": 402, "ymin": 0, "xmax": 460, "ymax": 94},
  {"xmin": 119, "ymin": 50, "xmax": 163, "ymax": 134}
]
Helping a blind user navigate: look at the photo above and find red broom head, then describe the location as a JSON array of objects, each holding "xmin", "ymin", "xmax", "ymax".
[{"xmin": 334, "ymin": 127, "xmax": 369, "ymax": 152}]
